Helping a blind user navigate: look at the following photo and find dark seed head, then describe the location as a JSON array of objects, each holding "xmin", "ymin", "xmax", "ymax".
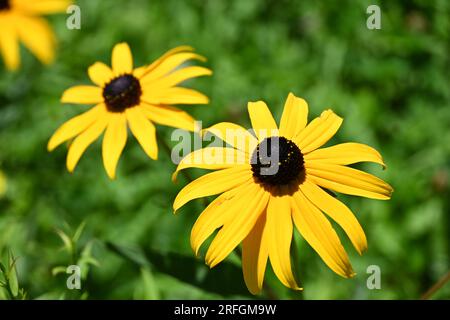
[
  {"xmin": 103, "ymin": 74, "xmax": 142, "ymax": 113},
  {"xmin": 251, "ymin": 136, "xmax": 305, "ymax": 187},
  {"xmin": 0, "ymin": 0, "xmax": 10, "ymax": 11}
]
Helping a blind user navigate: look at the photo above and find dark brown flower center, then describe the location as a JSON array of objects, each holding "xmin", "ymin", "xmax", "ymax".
[
  {"xmin": 103, "ymin": 74, "xmax": 142, "ymax": 113},
  {"xmin": 0, "ymin": 0, "xmax": 10, "ymax": 11},
  {"xmin": 251, "ymin": 136, "xmax": 305, "ymax": 186}
]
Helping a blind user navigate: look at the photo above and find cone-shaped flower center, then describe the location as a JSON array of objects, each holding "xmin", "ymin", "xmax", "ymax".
[
  {"xmin": 0, "ymin": 0, "xmax": 10, "ymax": 11},
  {"xmin": 103, "ymin": 74, "xmax": 142, "ymax": 113},
  {"xmin": 251, "ymin": 136, "xmax": 305, "ymax": 186}
]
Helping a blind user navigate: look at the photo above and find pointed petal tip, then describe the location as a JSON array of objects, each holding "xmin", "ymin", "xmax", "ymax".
[
  {"xmin": 171, "ymin": 171, "xmax": 179, "ymax": 182},
  {"xmin": 291, "ymin": 285, "xmax": 304, "ymax": 291},
  {"xmin": 195, "ymin": 54, "xmax": 207, "ymax": 62},
  {"xmin": 176, "ymin": 45, "xmax": 195, "ymax": 52},
  {"xmin": 247, "ymin": 286, "xmax": 263, "ymax": 295},
  {"xmin": 47, "ymin": 141, "xmax": 55, "ymax": 152},
  {"xmin": 206, "ymin": 257, "xmax": 219, "ymax": 269},
  {"xmin": 149, "ymin": 153, "xmax": 158, "ymax": 160},
  {"xmin": 106, "ymin": 171, "xmax": 116, "ymax": 180},
  {"xmin": 66, "ymin": 164, "xmax": 75, "ymax": 174},
  {"xmin": 192, "ymin": 247, "xmax": 201, "ymax": 258}
]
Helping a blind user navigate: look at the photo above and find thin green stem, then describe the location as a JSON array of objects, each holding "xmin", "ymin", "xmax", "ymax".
[{"xmin": 421, "ymin": 270, "xmax": 450, "ymax": 300}]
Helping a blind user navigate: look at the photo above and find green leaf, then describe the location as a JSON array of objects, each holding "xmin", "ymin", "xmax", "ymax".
[
  {"xmin": 139, "ymin": 267, "xmax": 160, "ymax": 300},
  {"xmin": 8, "ymin": 251, "xmax": 19, "ymax": 297},
  {"xmin": 55, "ymin": 229, "xmax": 73, "ymax": 254},
  {"xmin": 73, "ymin": 221, "xmax": 87, "ymax": 243},
  {"xmin": 0, "ymin": 262, "xmax": 6, "ymax": 277},
  {"xmin": 51, "ymin": 266, "xmax": 68, "ymax": 276},
  {"xmin": 79, "ymin": 256, "xmax": 100, "ymax": 268}
]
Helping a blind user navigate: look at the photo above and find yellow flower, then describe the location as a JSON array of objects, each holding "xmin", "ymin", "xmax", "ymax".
[
  {"xmin": 173, "ymin": 93, "xmax": 393, "ymax": 294},
  {"xmin": 48, "ymin": 43, "xmax": 212, "ymax": 179},
  {"xmin": 0, "ymin": 0, "xmax": 71, "ymax": 70}
]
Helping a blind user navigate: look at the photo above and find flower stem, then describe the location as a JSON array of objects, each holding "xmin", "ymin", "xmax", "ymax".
[{"xmin": 421, "ymin": 270, "xmax": 450, "ymax": 300}]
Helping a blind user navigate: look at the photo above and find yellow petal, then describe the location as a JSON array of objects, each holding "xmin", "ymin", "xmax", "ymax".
[
  {"xmin": 306, "ymin": 162, "xmax": 393, "ymax": 200},
  {"xmin": 173, "ymin": 148, "xmax": 249, "ymax": 181},
  {"xmin": 88, "ymin": 62, "xmax": 114, "ymax": 87},
  {"xmin": 102, "ymin": 113, "xmax": 127, "ymax": 179},
  {"xmin": 247, "ymin": 101, "xmax": 278, "ymax": 141},
  {"xmin": 145, "ymin": 66, "xmax": 212, "ymax": 89},
  {"xmin": 0, "ymin": 16, "xmax": 20, "ymax": 70},
  {"xmin": 141, "ymin": 51, "xmax": 206, "ymax": 82},
  {"xmin": 13, "ymin": 0, "xmax": 72, "ymax": 14},
  {"xmin": 66, "ymin": 113, "xmax": 110, "ymax": 172},
  {"xmin": 141, "ymin": 87, "xmax": 209, "ymax": 105},
  {"xmin": 111, "ymin": 42, "xmax": 133, "ymax": 75},
  {"xmin": 140, "ymin": 104, "xmax": 196, "ymax": 132},
  {"xmin": 133, "ymin": 65, "xmax": 149, "ymax": 79},
  {"xmin": 295, "ymin": 110, "xmax": 342, "ymax": 154},
  {"xmin": 15, "ymin": 16, "xmax": 55, "ymax": 65},
  {"xmin": 292, "ymin": 190, "xmax": 355, "ymax": 277},
  {"xmin": 300, "ymin": 179, "xmax": 367, "ymax": 255},
  {"xmin": 173, "ymin": 166, "xmax": 252, "ymax": 212},
  {"xmin": 305, "ymin": 142, "xmax": 386, "ymax": 168},
  {"xmin": 266, "ymin": 195, "xmax": 301, "ymax": 290},
  {"xmin": 48, "ymin": 104, "xmax": 106, "ymax": 151},
  {"xmin": 190, "ymin": 182, "xmax": 251, "ymax": 255},
  {"xmin": 205, "ymin": 184, "xmax": 269, "ymax": 268},
  {"xmin": 202, "ymin": 122, "xmax": 258, "ymax": 154},
  {"xmin": 136, "ymin": 46, "xmax": 195, "ymax": 79},
  {"xmin": 61, "ymin": 85, "xmax": 103, "ymax": 104},
  {"xmin": 279, "ymin": 93, "xmax": 308, "ymax": 139},
  {"xmin": 126, "ymin": 106, "xmax": 157, "ymax": 160},
  {"xmin": 242, "ymin": 212, "xmax": 269, "ymax": 295}
]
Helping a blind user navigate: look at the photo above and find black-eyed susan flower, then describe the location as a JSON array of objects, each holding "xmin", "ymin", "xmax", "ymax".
[
  {"xmin": 48, "ymin": 43, "xmax": 211, "ymax": 179},
  {"xmin": 0, "ymin": 0, "xmax": 71, "ymax": 70},
  {"xmin": 173, "ymin": 93, "xmax": 393, "ymax": 294}
]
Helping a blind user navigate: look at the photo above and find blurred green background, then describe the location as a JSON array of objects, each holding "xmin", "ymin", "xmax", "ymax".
[{"xmin": 0, "ymin": 0, "xmax": 449, "ymax": 299}]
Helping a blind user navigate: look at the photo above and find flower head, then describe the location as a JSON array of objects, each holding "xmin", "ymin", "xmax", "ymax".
[
  {"xmin": 0, "ymin": 0, "xmax": 71, "ymax": 70},
  {"xmin": 48, "ymin": 43, "xmax": 212, "ymax": 179},
  {"xmin": 173, "ymin": 93, "xmax": 393, "ymax": 294}
]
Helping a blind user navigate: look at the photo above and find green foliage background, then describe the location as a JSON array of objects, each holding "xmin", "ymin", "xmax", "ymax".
[{"xmin": 0, "ymin": 0, "xmax": 449, "ymax": 299}]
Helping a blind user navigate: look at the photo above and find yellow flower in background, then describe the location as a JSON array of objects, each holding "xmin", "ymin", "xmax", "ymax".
[
  {"xmin": 173, "ymin": 93, "xmax": 393, "ymax": 294},
  {"xmin": 0, "ymin": 170, "xmax": 6, "ymax": 197},
  {"xmin": 48, "ymin": 43, "xmax": 212, "ymax": 179},
  {"xmin": 0, "ymin": 0, "xmax": 71, "ymax": 70}
]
